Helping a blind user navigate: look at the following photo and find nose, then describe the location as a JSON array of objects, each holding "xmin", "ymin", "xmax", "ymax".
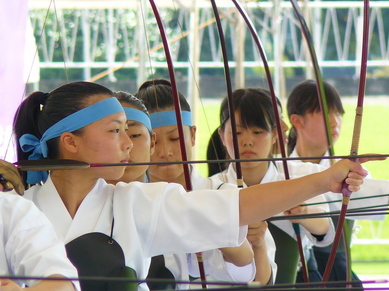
[
  {"xmin": 122, "ymin": 131, "xmax": 133, "ymax": 152},
  {"xmin": 156, "ymin": 141, "xmax": 174, "ymax": 158},
  {"xmin": 329, "ymin": 112, "xmax": 341, "ymax": 129},
  {"xmin": 281, "ymin": 118, "xmax": 289, "ymax": 132},
  {"xmin": 240, "ymin": 133, "xmax": 253, "ymax": 147}
]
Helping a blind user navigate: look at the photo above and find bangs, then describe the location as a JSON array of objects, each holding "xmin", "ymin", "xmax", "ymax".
[
  {"xmin": 220, "ymin": 88, "xmax": 276, "ymax": 132},
  {"xmin": 238, "ymin": 95, "xmax": 273, "ymax": 132}
]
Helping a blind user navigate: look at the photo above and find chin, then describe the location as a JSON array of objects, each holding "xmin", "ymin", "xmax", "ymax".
[{"xmin": 103, "ymin": 167, "xmax": 126, "ymax": 181}]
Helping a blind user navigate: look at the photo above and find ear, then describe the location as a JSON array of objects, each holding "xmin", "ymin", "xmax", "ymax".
[
  {"xmin": 59, "ymin": 132, "xmax": 80, "ymax": 154},
  {"xmin": 290, "ymin": 114, "xmax": 305, "ymax": 130},
  {"xmin": 190, "ymin": 125, "xmax": 197, "ymax": 147},
  {"xmin": 149, "ymin": 132, "xmax": 156, "ymax": 156}
]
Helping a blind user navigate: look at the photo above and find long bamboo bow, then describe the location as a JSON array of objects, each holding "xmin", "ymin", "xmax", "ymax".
[
  {"xmin": 289, "ymin": 0, "xmax": 370, "ymax": 285},
  {"xmin": 231, "ymin": 0, "xmax": 309, "ymax": 282},
  {"xmin": 209, "ymin": 0, "xmax": 244, "ymax": 189},
  {"xmin": 147, "ymin": 1, "xmax": 207, "ymax": 288},
  {"xmin": 322, "ymin": 0, "xmax": 370, "ymax": 284}
]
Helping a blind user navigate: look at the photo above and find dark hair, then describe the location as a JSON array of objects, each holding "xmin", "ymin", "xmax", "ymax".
[
  {"xmin": 113, "ymin": 91, "xmax": 149, "ymax": 115},
  {"xmin": 135, "ymin": 79, "xmax": 191, "ymax": 112},
  {"xmin": 207, "ymin": 88, "xmax": 277, "ymax": 172},
  {"xmin": 286, "ymin": 79, "xmax": 344, "ymax": 155},
  {"xmin": 113, "ymin": 91, "xmax": 153, "ymax": 138},
  {"xmin": 206, "ymin": 128, "xmax": 227, "ymax": 177},
  {"xmin": 219, "ymin": 88, "xmax": 276, "ymax": 132},
  {"xmin": 14, "ymin": 81, "xmax": 113, "ymax": 162}
]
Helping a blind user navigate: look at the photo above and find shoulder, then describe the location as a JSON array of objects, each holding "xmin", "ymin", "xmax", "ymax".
[
  {"xmin": 0, "ymin": 193, "xmax": 40, "ymax": 216},
  {"xmin": 114, "ymin": 181, "xmax": 186, "ymax": 199},
  {"xmin": 0, "ymin": 193, "xmax": 51, "ymax": 237}
]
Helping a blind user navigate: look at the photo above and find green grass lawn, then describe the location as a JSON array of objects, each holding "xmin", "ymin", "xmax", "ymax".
[
  {"xmin": 353, "ymin": 261, "xmax": 389, "ymax": 275},
  {"xmin": 192, "ymin": 96, "xmax": 389, "ymax": 275}
]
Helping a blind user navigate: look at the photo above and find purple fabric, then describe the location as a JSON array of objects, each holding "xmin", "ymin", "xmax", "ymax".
[{"xmin": 0, "ymin": 1, "xmax": 28, "ymax": 161}]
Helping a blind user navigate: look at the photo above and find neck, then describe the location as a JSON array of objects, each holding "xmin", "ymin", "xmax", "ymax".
[
  {"xmin": 107, "ymin": 173, "xmax": 147, "ymax": 184},
  {"xmin": 50, "ymin": 169, "xmax": 98, "ymax": 218},
  {"xmin": 238, "ymin": 162, "xmax": 269, "ymax": 187},
  {"xmin": 295, "ymin": 141, "xmax": 327, "ymax": 164},
  {"xmin": 149, "ymin": 168, "xmax": 191, "ymax": 190}
]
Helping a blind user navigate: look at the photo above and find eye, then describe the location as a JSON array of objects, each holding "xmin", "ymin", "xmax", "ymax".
[
  {"xmin": 130, "ymin": 134, "xmax": 142, "ymax": 139},
  {"xmin": 111, "ymin": 128, "xmax": 120, "ymax": 133},
  {"xmin": 171, "ymin": 137, "xmax": 180, "ymax": 142}
]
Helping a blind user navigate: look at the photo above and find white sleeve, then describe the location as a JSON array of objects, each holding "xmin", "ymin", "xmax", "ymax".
[
  {"xmin": 187, "ymin": 250, "xmax": 255, "ymax": 283},
  {"xmin": 114, "ymin": 182, "xmax": 247, "ymax": 257},
  {"xmin": 300, "ymin": 194, "xmax": 335, "ymax": 247},
  {"xmin": 324, "ymin": 178, "xmax": 389, "ymax": 220},
  {"xmin": 2, "ymin": 195, "xmax": 80, "ymax": 290}
]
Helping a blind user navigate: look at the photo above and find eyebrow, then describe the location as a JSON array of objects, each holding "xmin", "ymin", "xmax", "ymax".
[
  {"xmin": 108, "ymin": 119, "xmax": 125, "ymax": 125},
  {"xmin": 165, "ymin": 127, "xmax": 178, "ymax": 134},
  {"xmin": 127, "ymin": 121, "xmax": 142, "ymax": 128}
]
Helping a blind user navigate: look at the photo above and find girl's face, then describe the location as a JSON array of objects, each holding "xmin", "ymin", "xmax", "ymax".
[
  {"xmin": 62, "ymin": 111, "xmax": 133, "ymax": 181},
  {"xmin": 218, "ymin": 111, "xmax": 276, "ymax": 169},
  {"xmin": 148, "ymin": 123, "xmax": 196, "ymax": 183},
  {"xmin": 298, "ymin": 110, "xmax": 343, "ymax": 150},
  {"xmin": 120, "ymin": 105, "xmax": 156, "ymax": 182}
]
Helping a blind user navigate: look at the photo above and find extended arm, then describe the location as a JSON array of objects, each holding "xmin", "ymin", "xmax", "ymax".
[{"xmin": 239, "ymin": 159, "xmax": 367, "ymax": 226}]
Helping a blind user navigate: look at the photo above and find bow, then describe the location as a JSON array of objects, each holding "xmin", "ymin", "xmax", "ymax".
[
  {"xmin": 289, "ymin": 0, "xmax": 369, "ymax": 285},
  {"xmin": 231, "ymin": 0, "xmax": 309, "ymax": 282},
  {"xmin": 147, "ymin": 1, "xmax": 207, "ymax": 288},
  {"xmin": 209, "ymin": 0, "xmax": 243, "ymax": 189},
  {"xmin": 290, "ymin": 0, "xmax": 335, "ymax": 158},
  {"xmin": 322, "ymin": 0, "xmax": 370, "ymax": 283},
  {"xmin": 289, "ymin": 0, "xmax": 343, "ymax": 283}
]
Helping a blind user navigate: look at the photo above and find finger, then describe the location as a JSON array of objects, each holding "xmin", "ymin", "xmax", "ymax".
[
  {"xmin": 0, "ymin": 160, "xmax": 20, "ymax": 177},
  {"xmin": 345, "ymin": 160, "xmax": 369, "ymax": 177},
  {"xmin": 346, "ymin": 171, "xmax": 366, "ymax": 182},
  {"xmin": 0, "ymin": 176, "xmax": 14, "ymax": 192},
  {"xmin": 0, "ymin": 163, "xmax": 25, "ymax": 195},
  {"xmin": 358, "ymin": 154, "xmax": 387, "ymax": 164},
  {"xmin": 343, "ymin": 178, "xmax": 363, "ymax": 193},
  {"xmin": 0, "ymin": 174, "xmax": 24, "ymax": 195},
  {"xmin": 346, "ymin": 185, "xmax": 360, "ymax": 192}
]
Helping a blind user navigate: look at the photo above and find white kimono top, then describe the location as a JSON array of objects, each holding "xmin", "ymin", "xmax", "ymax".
[
  {"xmin": 0, "ymin": 193, "xmax": 80, "ymax": 290},
  {"xmin": 186, "ymin": 167, "xmax": 267, "ymax": 285},
  {"xmin": 24, "ymin": 176, "xmax": 247, "ymax": 290},
  {"xmin": 212, "ymin": 162, "xmax": 335, "ymax": 248},
  {"xmin": 290, "ymin": 148, "xmax": 389, "ymax": 219}
]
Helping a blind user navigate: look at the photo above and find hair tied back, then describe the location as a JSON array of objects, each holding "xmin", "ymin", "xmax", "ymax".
[{"xmin": 38, "ymin": 92, "xmax": 49, "ymax": 106}]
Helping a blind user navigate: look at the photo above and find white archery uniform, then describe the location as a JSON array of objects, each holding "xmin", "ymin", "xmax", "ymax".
[
  {"xmin": 290, "ymin": 148, "xmax": 389, "ymax": 219},
  {"xmin": 23, "ymin": 176, "xmax": 247, "ymax": 291},
  {"xmin": 186, "ymin": 166, "xmax": 276, "ymax": 286},
  {"xmin": 212, "ymin": 162, "xmax": 336, "ymax": 249},
  {"xmin": 0, "ymin": 193, "xmax": 80, "ymax": 290}
]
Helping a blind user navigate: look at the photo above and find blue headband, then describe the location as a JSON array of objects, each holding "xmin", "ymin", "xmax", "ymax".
[
  {"xmin": 19, "ymin": 97, "xmax": 124, "ymax": 184},
  {"xmin": 149, "ymin": 110, "xmax": 192, "ymax": 128},
  {"xmin": 123, "ymin": 107, "xmax": 152, "ymax": 132}
]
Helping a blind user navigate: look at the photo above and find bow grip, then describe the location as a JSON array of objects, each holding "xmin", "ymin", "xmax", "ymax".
[{"xmin": 341, "ymin": 157, "xmax": 358, "ymax": 198}]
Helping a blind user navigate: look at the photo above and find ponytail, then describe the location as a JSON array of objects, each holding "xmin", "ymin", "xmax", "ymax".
[{"xmin": 13, "ymin": 91, "xmax": 49, "ymax": 161}]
